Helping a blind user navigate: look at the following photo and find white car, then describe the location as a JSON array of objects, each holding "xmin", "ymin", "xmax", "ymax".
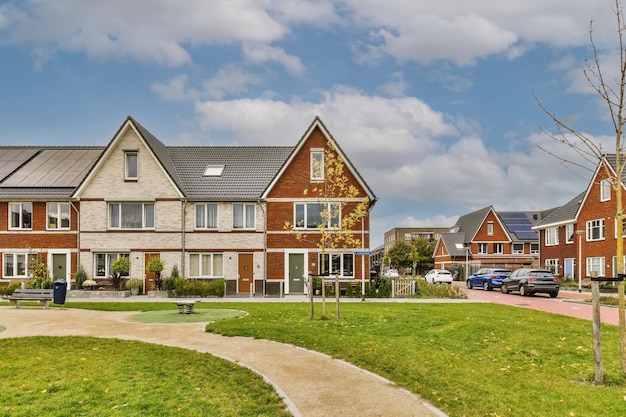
[
  {"xmin": 424, "ymin": 269, "xmax": 453, "ymax": 284},
  {"xmin": 384, "ymin": 268, "xmax": 400, "ymax": 278}
]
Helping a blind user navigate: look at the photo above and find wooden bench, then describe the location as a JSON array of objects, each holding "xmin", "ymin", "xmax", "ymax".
[
  {"xmin": 173, "ymin": 301, "xmax": 196, "ymax": 314},
  {"xmin": 8, "ymin": 289, "xmax": 54, "ymax": 309}
]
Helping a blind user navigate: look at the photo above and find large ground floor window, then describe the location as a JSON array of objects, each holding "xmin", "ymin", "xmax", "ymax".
[
  {"xmin": 188, "ymin": 253, "xmax": 224, "ymax": 278},
  {"xmin": 2, "ymin": 253, "xmax": 38, "ymax": 278},
  {"xmin": 319, "ymin": 253, "xmax": 354, "ymax": 278},
  {"xmin": 94, "ymin": 253, "xmax": 130, "ymax": 278}
]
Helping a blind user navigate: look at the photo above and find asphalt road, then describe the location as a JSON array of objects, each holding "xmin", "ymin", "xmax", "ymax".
[{"xmin": 453, "ymin": 281, "xmax": 621, "ymax": 325}]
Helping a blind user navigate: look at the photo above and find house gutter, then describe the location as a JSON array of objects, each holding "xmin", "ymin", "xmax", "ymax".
[{"xmin": 70, "ymin": 200, "xmax": 80, "ymax": 281}]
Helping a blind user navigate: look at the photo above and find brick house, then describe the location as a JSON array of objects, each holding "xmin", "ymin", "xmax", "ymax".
[
  {"xmin": 433, "ymin": 206, "xmax": 552, "ymax": 278},
  {"xmin": 533, "ymin": 155, "xmax": 626, "ymax": 280},
  {"xmin": 0, "ymin": 116, "xmax": 375, "ymax": 296}
]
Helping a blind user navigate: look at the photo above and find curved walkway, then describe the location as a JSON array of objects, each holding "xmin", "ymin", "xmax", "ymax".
[{"xmin": 0, "ymin": 306, "xmax": 445, "ymax": 417}]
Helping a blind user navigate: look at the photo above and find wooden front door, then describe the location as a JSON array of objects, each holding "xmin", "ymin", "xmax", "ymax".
[
  {"xmin": 238, "ymin": 253, "xmax": 253, "ymax": 294},
  {"xmin": 144, "ymin": 253, "xmax": 160, "ymax": 293}
]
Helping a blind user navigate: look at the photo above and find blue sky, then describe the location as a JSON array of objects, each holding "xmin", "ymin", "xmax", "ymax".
[{"xmin": 0, "ymin": 0, "xmax": 621, "ymax": 247}]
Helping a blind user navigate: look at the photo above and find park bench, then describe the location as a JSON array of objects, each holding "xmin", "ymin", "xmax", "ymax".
[{"xmin": 7, "ymin": 289, "xmax": 54, "ymax": 309}]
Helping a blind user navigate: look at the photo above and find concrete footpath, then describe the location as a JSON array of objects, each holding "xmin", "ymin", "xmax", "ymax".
[{"xmin": 0, "ymin": 301, "xmax": 447, "ymax": 417}]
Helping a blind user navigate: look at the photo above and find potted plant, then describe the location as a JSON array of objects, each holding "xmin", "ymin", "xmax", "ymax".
[
  {"xmin": 147, "ymin": 257, "xmax": 165, "ymax": 291},
  {"xmin": 126, "ymin": 278, "xmax": 143, "ymax": 295},
  {"xmin": 82, "ymin": 279, "xmax": 97, "ymax": 290},
  {"xmin": 109, "ymin": 257, "xmax": 130, "ymax": 290}
]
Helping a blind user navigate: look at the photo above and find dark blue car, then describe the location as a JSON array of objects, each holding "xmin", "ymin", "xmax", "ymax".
[{"xmin": 466, "ymin": 268, "xmax": 512, "ymax": 291}]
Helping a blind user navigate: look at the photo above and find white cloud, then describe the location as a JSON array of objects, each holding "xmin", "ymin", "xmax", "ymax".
[
  {"xmin": 151, "ymin": 75, "xmax": 194, "ymax": 101},
  {"xmin": 242, "ymin": 43, "xmax": 306, "ymax": 76},
  {"xmin": 377, "ymin": 72, "xmax": 409, "ymax": 97}
]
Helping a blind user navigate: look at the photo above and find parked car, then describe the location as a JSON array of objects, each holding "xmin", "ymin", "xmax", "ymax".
[
  {"xmin": 424, "ymin": 269, "xmax": 453, "ymax": 284},
  {"xmin": 384, "ymin": 268, "xmax": 399, "ymax": 278},
  {"xmin": 501, "ymin": 268, "xmax": 559, "ymax": 298},
  {"xmin": 466, "ymin": 268, "xmax": 512, "ymax": 291}
]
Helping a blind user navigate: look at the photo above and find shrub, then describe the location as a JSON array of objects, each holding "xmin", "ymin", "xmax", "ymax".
[
  {"xmin": 0, "ymin": 282, "xmax": 20, "ymax": 296},
  {"xmin": 163, "ymin": 277, "xmax": 225, "ymax": 298},
  {"xmin": 148, "ymin": 257, "xmax": 165, "ymax": 291},
  {"xmin": 74, "ymin": 264, "xmax": 88, "ymax": 289},
  {"xmin": 414, "ymin": 280, "xmax": 467, "ymax": 299},
  {"xmin": 109, "ymin": 257, "xmax": 130, "ymax": 290}
]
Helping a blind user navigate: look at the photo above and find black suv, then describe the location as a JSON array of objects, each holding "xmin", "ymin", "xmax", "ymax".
[{"xmin": 501, "ymin": 268, "xmax": 559, "ymax": 298}]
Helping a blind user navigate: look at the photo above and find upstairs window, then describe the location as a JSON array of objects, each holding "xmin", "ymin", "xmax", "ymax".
[
  {"xmin": 512, "ymin": 243, "xmax": 524, "ymax": 254},
  {"xmin": 125, "ymin": 151, "xmax": 138, "ymax": 180},
  {"xmin": 586, "ymin": 219, "xmax": 605, "ymax": 241},
  {"xmin": 565, "ymin": 224, "xmax": 574, "ymax": 244},
  {"xmin": 311, "ymin": 150, "xmax": 324, "ymax": 180},
  {"xmin": 530, "ymin": 243, "xmax": 539, "ymax": 254},
  {"xmin": 546, "ymin": 227, "xmax": 558, "ymax": 246},
  {"xmin": 487, "ymin": 222, "xmax": 494, "ymax": 236},
  {"xmin": 600, "ymin": 178, "xmax": 611, "ymax": 202},
  {"xmin": 195, "ymin": 203, "xmax": 218, "ymax": 229},
  {"xmin": 233, "ymin": 203, "xmax": 255, "ymax": 229},
  {"xmin": 295, "ymin": 202, "xmax": 341, "ymax": 229},
  {"xmin": 109, "ymin": 202, "xmax": 155, "ymax": 229},
  {"xmin": 9, "ymin": 202, "xmax": 32, "ymax": 230},
  {"xmin": 477, "ymin": 243, "xmax": 488, "ymax": 254},
  {"xmin": 47, "ymin": 202, "xmax": 71, "ymax": 230}
]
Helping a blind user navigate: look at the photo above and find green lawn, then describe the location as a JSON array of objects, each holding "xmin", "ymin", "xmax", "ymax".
[
  {"xmin": 3, "ymin": 301, "xmax": 626, "ymax": 416},
  {"xmin": 0, "ymin": 336, "xmax": 290, "ymax": 417}
]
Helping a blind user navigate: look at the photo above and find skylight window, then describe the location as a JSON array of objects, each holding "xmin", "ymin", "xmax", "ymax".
[{"xmin": 203, "ymin": 164, "xmax": 225, "ymax": 176}]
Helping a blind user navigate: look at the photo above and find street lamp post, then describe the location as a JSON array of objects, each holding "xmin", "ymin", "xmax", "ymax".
[{"xmin": 576, "ymin": 229, "xmax": 585, "ymax": 293}]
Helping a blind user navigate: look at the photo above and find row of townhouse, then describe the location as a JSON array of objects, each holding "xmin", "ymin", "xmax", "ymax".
[
  {"xmin": 433, "ymin": 206, "xmax": 556, "ymax": 277},
  {"xmin": 0, "ymin": 116, "xmax": 376, "ymax": 295},
  {"xmin": 533, "ymin": 155, "xmax": 625, "ymax": 281}
]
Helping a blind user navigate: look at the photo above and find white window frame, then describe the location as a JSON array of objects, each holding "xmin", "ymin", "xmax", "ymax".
[
  {"xmin": 530, "ymin": 243, "xmax": 539, "ymax": 254},
  {"xmin": 600, "ymin": 178, "xmax": 611, "ymax": 202},
  {"xmin": 404, "ymin": 233, "xmax": 412, "ymax": 240},
  {"xmin": 2, "ymin": 253, "xmax": 38, "ymax": 278},
  {"xmin": 586, "ymin": 219, "xmax": 605, "ymax": 241},
  {"xmin": 311, "ymin": 149, "xmax": 324, "ymax": 181},
  {"xmin": 487, "ymin": 222, "xmax": 494, "ymax": 236},
  {"xmin": 94, "ymin": 253, "xmax": 129, "ymax": 278},
  {"xmin": 586, "ymin": 257, "xmax": 605, "ymax": 277},
  {"xmin": 493, "ymin": 243, "xmax": 503, "ymax": 254},
  {"xmin": 545, "ymin": 227, "xmax": 559, "ymax": 246},
  {"xmin": 615, "ymin": 217, "xmax": 626, "ymax": 239},
  {"xmin": 477, "ymin": 243, "xmax": 488, "ymax": 254},
  {"xmin": 545, "ymin": 259, "xmax": 559, "ymax": 275},
  {"xmin": 125, "ymin": 151, "xmax": 138, "ymax": 180},
  {"xmin": 195, "ymin": 203, "xmax": 218, "ymax": 230},
  {"xmin": 188, "ymin": 253, "xmax": 224, "ymax": 278},
  {"xmin": 47, "ymin": 202, "xmax": 71, "ymax": 230},
  {"xmin": 9, "ymin": 202, "xmax": 33, "ymax": 230},
  {"xmin": 108, "ymin": 202, "xmax": 155, "ymax": 230},
  {"xmin": 512, "ymin": 243, "xmax": 524, "ymax": 254},
  {"xmin": 612, "ymin": 255, "xmax": 626, "ymax": 276},
  {"xmin": 319, "ymin": 253, "xmax": 354, "ymax": 278},
  {"xmin": 294, "ymin": 202, "xmax": 341, "ymax": 229},
  {"xmin": 233, "ymin": 203, "xmax": 255, "ymax": 230},
  {"xmin": 565, "ymin": 224, "xmax": 574, "ymax": 244}
]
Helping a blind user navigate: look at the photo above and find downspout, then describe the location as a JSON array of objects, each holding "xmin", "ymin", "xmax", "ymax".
[
  {"xmin": 70, "ymin": 200, "xmax": 80, "ymax": 284},
  {"xmin": 181, "ymin": 199, "xmax": 187, "ymax": 278},
  {"xmin": 258, "ymin": 199, "xmax": 267, "ymax": 297}
]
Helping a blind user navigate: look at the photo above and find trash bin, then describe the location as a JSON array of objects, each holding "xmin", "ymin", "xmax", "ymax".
[{"xmin": 53, "ymin": 280, "xmax": 67, "ymax": 306}]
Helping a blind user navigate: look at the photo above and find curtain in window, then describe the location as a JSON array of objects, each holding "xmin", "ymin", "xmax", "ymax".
[
  {"xmin": 201, "ymin": 254, "xmax": 211, "ymax": 276},
  {"xmin": 213, "ymin": 254, "xmax": 223, "ymax": 276},
  {"xmin": 196, "ymin": 205, "xmax": 205, "ymax": 228},
  {"xmin": 122, "ymin": 203, "xmax": 142, "ymax": 228},
  {"xmin": 207, "ymin": 204, "xmax": 217, "ymax": 228},
  {"xmin": 245, "ymin": 205, "xmax": 255, "ymax": 228},
  {"xmin": 233, "ymin": 204, "xmax": 243, "ymax": 228},
  {"xmin": 189, "ymin": 254, "xmax": 199, "ymax": 276},
  {"xmin": 144, "ymin": 204, "xmax": 154, "ymax": 228}
]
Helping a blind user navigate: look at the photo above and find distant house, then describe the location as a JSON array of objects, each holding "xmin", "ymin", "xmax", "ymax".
[
  {"xmin": 533, "ymin": 155, "xmax": 625, "ymax": 281},
  {"xmin": 0, "ymin": 117, "xmax": 376, "ymax": 295},
  {"xmin": 433, "ymin": 206, "xmax": 554, "ymax": 277},
  {"xmin": 383, "ymin": 227, "xmax": 448, "ymax": 253}
]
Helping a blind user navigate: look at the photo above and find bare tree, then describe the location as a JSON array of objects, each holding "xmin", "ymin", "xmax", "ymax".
[{"xmin": 536, "ymin": 0, "xmax": 626, "ymax": 376}]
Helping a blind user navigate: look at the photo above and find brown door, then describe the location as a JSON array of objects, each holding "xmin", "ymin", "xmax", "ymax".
[
  {"xmin": 238, "ymin": 253, "xmax": 253, "ymax": 294},
  {"xmin": 144, "ymin": 253, "xmax": 160, "ymax": 293}
]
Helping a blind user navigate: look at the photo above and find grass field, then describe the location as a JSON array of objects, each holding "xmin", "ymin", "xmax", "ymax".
[{"xmin": 2, "ymin": 300, "xmax": 626, "ymax": 416}]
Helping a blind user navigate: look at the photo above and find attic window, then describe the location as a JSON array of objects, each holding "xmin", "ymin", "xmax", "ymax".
[{"xmin": 204, "ymin": 165, "xmax": 225, "ymax": 177}]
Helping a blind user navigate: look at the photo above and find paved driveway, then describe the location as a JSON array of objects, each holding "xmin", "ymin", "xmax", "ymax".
[{"xmin": 454, "ymin": 281, "xmax": 620, "ymax": 325}]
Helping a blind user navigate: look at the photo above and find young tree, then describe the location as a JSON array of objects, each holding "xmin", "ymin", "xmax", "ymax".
[
  {"xmin": 536, "ymin": 0, "xmax": 626, "ymax": 375},
  {"xmin": 284, "ymin": 138, "xmax": 370, "ymax": 319}
]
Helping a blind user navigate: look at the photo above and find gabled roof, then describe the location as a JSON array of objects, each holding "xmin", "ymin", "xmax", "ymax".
[
  {"xmin": 263, "ymin": 116, "xmax": 377, "ymax": 204},
  {"xmin": 532, "ymin": 192, "xmax": 585, "ymax": 229},
  {"xmin": 169, "ymin": 146, "xmax": 293, "ymax": 200},
  {"xmin": 0, "ymin": 146, "xmax": 103, "ymax": 200},
  {"xmin": 439, "ymin": 232, "xmax": 467, "ymax": 257},
  {"xmin": 452, "ymin": 206, "xmax": 492, "ymax": 243}
]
